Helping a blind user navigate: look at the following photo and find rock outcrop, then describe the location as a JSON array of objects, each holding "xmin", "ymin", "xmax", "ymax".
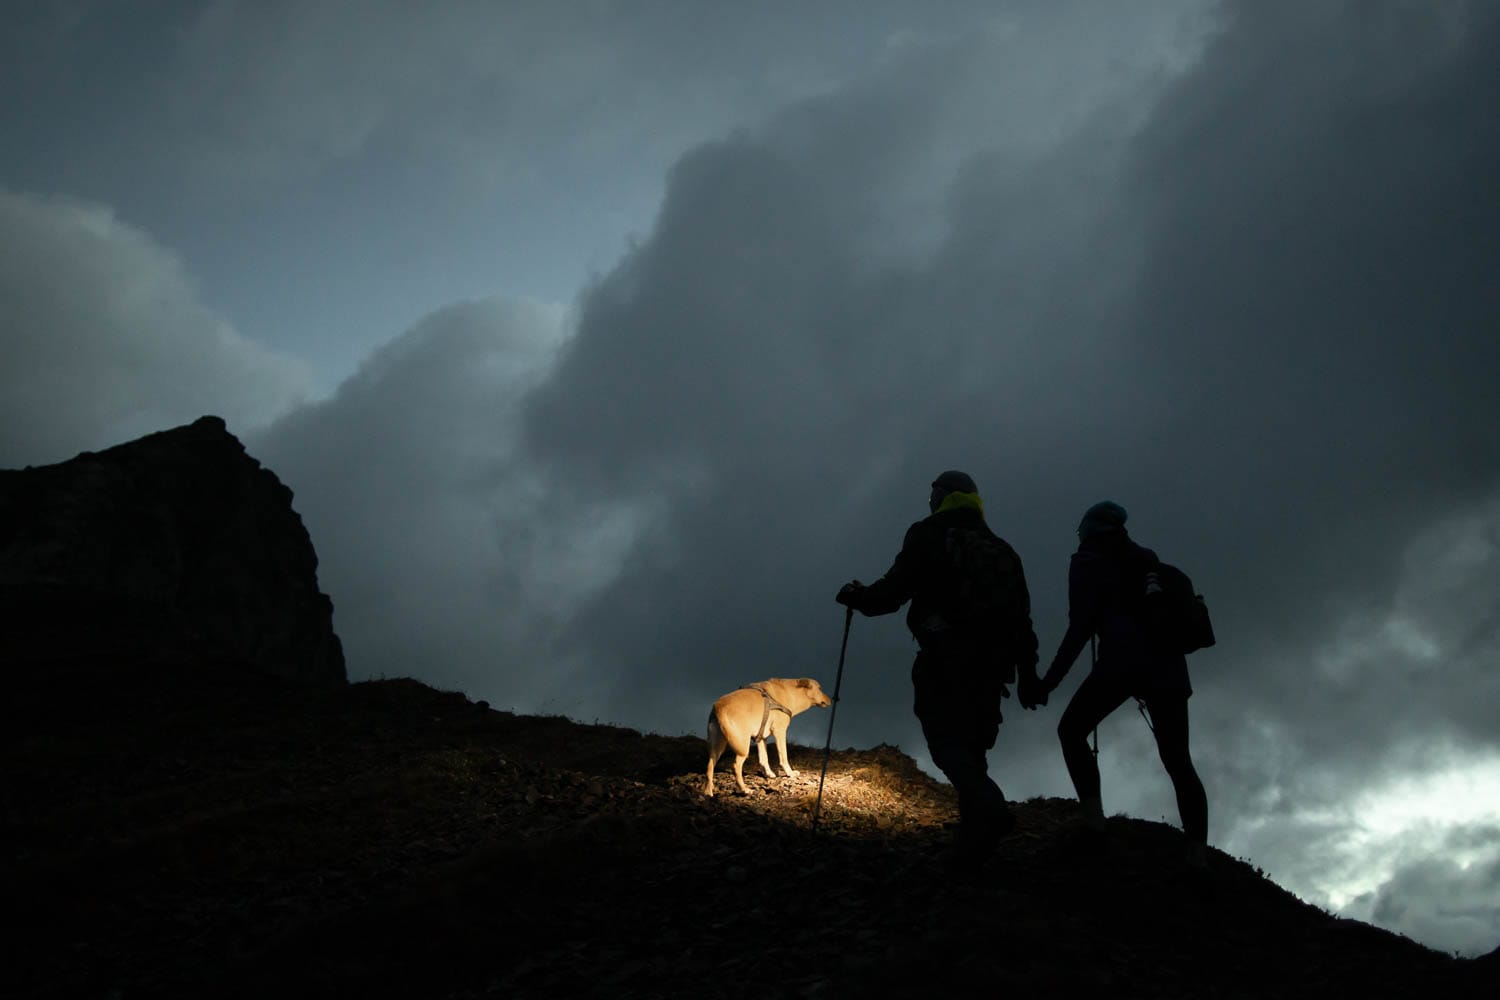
[{"xmin": 0, "ymin": 416, "xmax": 345, "ymax": 684}]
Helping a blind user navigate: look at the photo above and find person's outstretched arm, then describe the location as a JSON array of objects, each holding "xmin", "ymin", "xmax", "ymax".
[
  {"xmin": 1011, "ymin": 556, "xmax": 1040, "ymax": 674},
  {"xmin": 1041, "ymin": 551, "xmax": 1101, "ymax": 692},
  {"xmin": 837, "ymin": 523, "xmax": 922, "ymax": 616}
]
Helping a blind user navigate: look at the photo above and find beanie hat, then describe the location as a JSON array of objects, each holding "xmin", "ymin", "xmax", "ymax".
[
  {"xmin": 931, "ymin": 470, "xmax": 978, "ymax": 495},
  {"xmin": 929, "ymin": 470, "xmax": 979, "ymax": 514},
  {"xmin": 1077, "ymin": 500, "xmax": 1128, "ymax": 538}
]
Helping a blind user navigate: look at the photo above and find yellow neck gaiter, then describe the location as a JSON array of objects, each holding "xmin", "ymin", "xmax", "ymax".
[{"xmin": 935, "ymin": 491, "xmax": 984, "ymax": 518}]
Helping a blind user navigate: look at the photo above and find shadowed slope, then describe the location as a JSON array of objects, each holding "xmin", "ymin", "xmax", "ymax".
[{"xmin": 5, "ymin": 663, "xmax": 1489, "ymax": 999}]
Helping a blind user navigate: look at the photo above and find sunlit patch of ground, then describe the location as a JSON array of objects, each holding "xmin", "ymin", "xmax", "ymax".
[{"xmin": 668, "ymin": 741, "xmax": 959, "ymax": 835}]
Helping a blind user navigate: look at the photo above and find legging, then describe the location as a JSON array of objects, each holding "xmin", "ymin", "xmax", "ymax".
[
  {"xmin": 912, "ymin": 651, "xmax": 1008, "ymax": 829},
  {"xmin": 1057, "ymin": 669, "xmax": 1207, "ymax": 844}
]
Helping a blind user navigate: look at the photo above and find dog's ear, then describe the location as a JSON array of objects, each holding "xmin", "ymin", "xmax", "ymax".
[{"xmin": 798, "ymin": 678, "xmax": 814, "ymax": 689}]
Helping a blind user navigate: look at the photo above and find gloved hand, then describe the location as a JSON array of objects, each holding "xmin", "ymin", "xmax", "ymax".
[
  {"xmin": 835, "ymin": 580, "xmax": 866, "ymax": 608},
  {"xmin": 1017, "ymin": 668, "xmax": 1048, "ymax": 710}
]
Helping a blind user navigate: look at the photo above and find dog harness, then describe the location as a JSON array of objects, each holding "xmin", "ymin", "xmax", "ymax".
[{"xmin": 742, "ymin": 683, "xmax": 793, "ymax": 743}]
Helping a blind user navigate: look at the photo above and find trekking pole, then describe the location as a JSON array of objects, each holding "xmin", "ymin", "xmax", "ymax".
[
  {"xmin": 1090, "ymin": 635, "xmax": 1099, "ymax": 760},
  {"xmin": 1136, "ymin": 698, "xmax": 1156, "ymax": 735},
  {"xmin": 811, "ymin": 606, "xmax": 854, "ymax": 832}
]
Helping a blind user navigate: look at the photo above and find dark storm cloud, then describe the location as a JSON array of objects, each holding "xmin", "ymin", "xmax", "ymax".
[
  {"xmin": 2, "ymin": 1, "xmax": 1092, "ymax": 392},
  {"xmin": 1376, "ymin": 852, "xmax": 1500, "ymax": 955},
  {"xmin": 1374, "ymin": 827, "xmax": 1500, "ymax": 959},
  {"xmin": 248, "ymin": 298, "xmax": 601, "ymax": 710},
  {"xmin": 0, "ymin": 189, "xmax": 311, "ymax": 467},
  {"xmin": 0, "ymin": 0, "xmax": 1013, "ymax": 198},
  {"xmin": 521, "ymin": 0, "xmax": 1500, "ymax": 751},
  {"xmin": 521, "ymin": 23, "xmax": 1169, "ymax": 744},
  {"xmin": 505, "ymin": 0, "xmax": 1500, "ymax": 949},
  {"xmin": 1341, "ymin": 826, "xmax": 1500, "ymax": 956},
  {"xmin": 1123, "ymin": 0, "xmax": 1500, "ymax": 648},
  {"xmin": 1110, "ymin": 0, "xmax": 1500, "ymax": 830}
]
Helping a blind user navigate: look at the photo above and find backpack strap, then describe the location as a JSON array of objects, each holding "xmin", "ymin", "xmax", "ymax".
[{"xmin": 743, "ymin": 683, "xmax": 793, "ymax": 742}]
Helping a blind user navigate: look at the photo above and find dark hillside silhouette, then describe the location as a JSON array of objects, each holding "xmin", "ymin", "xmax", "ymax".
[{"xmin": 6, "ymin": 662, "xmax": 1493, "ymax": 1000}]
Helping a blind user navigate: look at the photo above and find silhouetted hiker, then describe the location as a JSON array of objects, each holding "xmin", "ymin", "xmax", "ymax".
[
  {"xmin": 1018, "ymin": 501, "xmax": 1209, "ymax": 866},
  {"xmin": 836, "ymin": 470, "xmax": 1039, "ymax": 866}
]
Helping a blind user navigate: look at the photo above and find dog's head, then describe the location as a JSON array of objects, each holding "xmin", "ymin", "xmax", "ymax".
[{"xmin": 796, "ymin": 677, "xmax": 833, "ymax": 708}]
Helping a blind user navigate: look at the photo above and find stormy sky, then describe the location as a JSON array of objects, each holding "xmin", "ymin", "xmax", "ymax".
[{"xmin": 3, "ymin": 0, "xmax": 1496, "ymax": 956}]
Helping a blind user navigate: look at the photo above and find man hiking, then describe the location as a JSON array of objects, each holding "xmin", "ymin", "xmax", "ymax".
[
  {"xmin": 836, "ymin": 470, "xmax": 1039, "ymax": 865},
  {"xmin": 1019, "ymin": 500, "xmax": 1209, "ymax": 867}
]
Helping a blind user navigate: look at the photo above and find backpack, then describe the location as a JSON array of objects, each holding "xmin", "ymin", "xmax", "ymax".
[
  {"xmin": 941, "ymin": 525, "xmax": 1025, "ymax": 634},
  {"xmin": 1142, "ymin": 561, "xmax": 1216, "ymax": 654}
]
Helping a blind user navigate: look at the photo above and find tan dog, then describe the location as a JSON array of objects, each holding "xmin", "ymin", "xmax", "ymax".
[{"xmin": 705, "ymin": 677, "xmax": 832, "ymax": 796}]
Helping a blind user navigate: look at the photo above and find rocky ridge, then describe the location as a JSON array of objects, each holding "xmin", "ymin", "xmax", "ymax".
[
  {"xmin": 0, "ymin": 417, "xmax": 343, "ymax": 685},
  {"xmin": 6, "ymin": 662, "xmax": 1494, "ymax": 1000}
]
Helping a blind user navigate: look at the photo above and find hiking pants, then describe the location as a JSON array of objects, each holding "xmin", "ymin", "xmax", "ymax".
[
  {"xmin": 1057, "ymin": 669, "xmax": 1208, "ymax": 844},
  {"xmin": 913, "ymin": 651, "xmax": 1009, "ymax": 830}
]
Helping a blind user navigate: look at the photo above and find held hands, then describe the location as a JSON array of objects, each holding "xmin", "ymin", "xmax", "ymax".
[
  {"xmin": 835, "ymin": 580, "xmax": 867, "ymax": 609},
  {"xmin": 1017, "ymin": 667, "xmax": 1049, "ymax": 711}
]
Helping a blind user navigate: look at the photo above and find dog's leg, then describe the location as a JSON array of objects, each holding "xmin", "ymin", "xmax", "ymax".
[
  {"xmin": 755, "ymin": 735, "xmax": 775, "ymax": 777},
  {"xmin": 705, "ymin": 716, "xmax": 728, "ymax": 797},
  {"xmin": 773, "ymin": 716, "xmax": 798, "ymax": 778},
  {"xmin": 718, "ymin": 713, "xmax": 754, "ymax": 795}
]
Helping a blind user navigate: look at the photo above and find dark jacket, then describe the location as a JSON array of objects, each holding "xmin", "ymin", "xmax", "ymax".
[
  {"xmin": 1043, "ymin": 531, "xmax": 1191, "ymax": 697},
  {"xmin": 850, "ymin": 503, "xmax": 1039, "ymax": 681}
]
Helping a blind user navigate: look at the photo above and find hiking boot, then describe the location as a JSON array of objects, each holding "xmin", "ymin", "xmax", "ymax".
[
  {"xmin": 989, "ymin": 807, "xmax": 1018, "ymax": 841},
  {"xmin": 948, "ymin": 837, "xmax": 994, "ymax": 878},
  {"xmin": 952, "ymin": 808, "xmax": 1016, "ymax": 869},
  {"xmin": 1079, "ymin": 795, "xmax": 1106, "ymax": 833},
  {"xmin": 1054, "ymin": 821, "xmax": 1108, "ymax": 859}
]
